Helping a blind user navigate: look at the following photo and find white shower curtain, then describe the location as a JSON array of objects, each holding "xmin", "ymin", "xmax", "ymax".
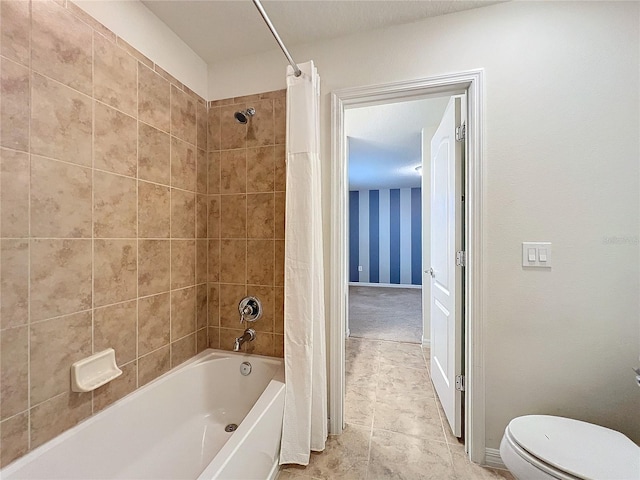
[{"xmin": 279, "ymin": 60, "xmax": 328, "ymax": 465}]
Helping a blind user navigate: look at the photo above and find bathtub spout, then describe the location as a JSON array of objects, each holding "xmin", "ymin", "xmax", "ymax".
[{"xmin": 233, "ymin": 328, "xmax": 256, "ymax": 351}]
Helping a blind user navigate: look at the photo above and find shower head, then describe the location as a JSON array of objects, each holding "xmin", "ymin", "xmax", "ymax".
[{"xmin": 234, "ymin": 107, "xmax": 255, "ymax": 124}]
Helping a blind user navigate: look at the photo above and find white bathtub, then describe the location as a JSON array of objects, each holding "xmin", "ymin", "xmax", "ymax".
[{"xmin": 1, "ymin": 350, "xmax": 285, "ymax": 480}]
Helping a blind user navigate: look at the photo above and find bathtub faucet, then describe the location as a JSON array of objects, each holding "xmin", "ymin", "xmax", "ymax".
[{"xmin": 233, "ymin": 328, "xmax": 256, "ymax": 352}]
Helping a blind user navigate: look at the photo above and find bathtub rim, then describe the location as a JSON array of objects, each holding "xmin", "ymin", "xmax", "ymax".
[{"xmin": 1, "ymin": 348, "xmax": 284, "ymax": 477}]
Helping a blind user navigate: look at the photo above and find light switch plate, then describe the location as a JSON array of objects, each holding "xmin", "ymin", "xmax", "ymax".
[{"xmin": 522, "ymin": 242, "xmax": 552, "ymax": 268}]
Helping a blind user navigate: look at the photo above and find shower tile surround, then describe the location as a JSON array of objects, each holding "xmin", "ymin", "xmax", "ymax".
[
  {"xmin": 0, "ymin": 0, "xmax": 285, "ymax": 467},
  {"xmin": 207, "ymin": 91, "xmax": 287, "ymax": 357}
]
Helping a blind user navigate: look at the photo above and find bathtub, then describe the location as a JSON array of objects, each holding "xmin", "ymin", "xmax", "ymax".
[{"xmin": 1, "ymin": 349, "xmax": 285, "ymax": 480}]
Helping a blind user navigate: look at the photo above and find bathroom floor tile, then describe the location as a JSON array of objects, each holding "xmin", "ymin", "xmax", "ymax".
[
  {"xmin": 376, "ymin": 363, "xmax": 435, "ymax": 399},
  {"xmin": 301, "ymin": 423, "xmax": 370, "ymax": 479},
  {"xmin": 345, "ymin": 338, "xmax": 380, "ymax": 375},
  {"xmin": 346, "ymin": 336, "xmax": 382, "ymax": 352},
  {"xmin": 345, "ymin": 356, "xmax": 379, "ymax": 377},
  {"xmin": 378, "ymin": 341, "xmax": 428, "ymax": 369},
  {"xmin": 345, "ymin": 367, "xmax": 378, "ymax": 391},
  {"xmin": 374, "ymin": 393, "xmax": 445, "ymax": 441},
  {"xmin": 277, "ymin": 470, "xmax": 322, "ymax": 480},
  {"xmin": 344, "ymin": 386, "xmax": 376, "ymax": 428},
  {"xmin": 368, "ymin": 429, "xmax": 455, "ymax": 480},
  {"xmin": 283, "ymin": 338, "xmax": 513, "ymax": 480}
]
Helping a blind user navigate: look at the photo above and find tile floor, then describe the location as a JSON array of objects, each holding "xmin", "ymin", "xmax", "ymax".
[{"xmin": 278, "ymin": 338, "xmax": 514, "ymax": 480}]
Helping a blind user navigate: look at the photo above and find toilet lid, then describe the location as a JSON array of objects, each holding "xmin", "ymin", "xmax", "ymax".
[{"xmin": 508, "ymin": 415, "xmax": 640, "ymax": 480}]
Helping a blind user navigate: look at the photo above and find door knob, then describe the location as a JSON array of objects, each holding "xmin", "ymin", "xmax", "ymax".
[{"xmin": 426, "ymin": 268, "xmax": 435, "ymax": 278}]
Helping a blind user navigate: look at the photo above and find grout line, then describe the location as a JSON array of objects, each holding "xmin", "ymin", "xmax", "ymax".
[
  {"xmin": 28, "ymin": 298, "xmax": 124, "ymax": 326},
  {"xmin": 369, "ymin": 423, "xmax": 453, "ymax": 447},
  {"xmin": 0, "ymin": 53, "xmax": 29, "ymax": 70},
  {"xmin": 0, "ymin": 408, "xmax": 31, "ymax": 425},
  {"xmin": 90, "ymin": 27, "xmax": 96, "ymax": 415},
  {"xmin": 215, "ymin": 158, "xmax": 221, "ymax": 347},
  {"xmin": 26, "ymin": 151, "xmax": 202, "ymax": 196},
  {"xmin": 365, "ymin": 342, "xmax": 380, "ymax": 480},
  {"xmin": 0, "ymin": 145, "xmax": 31, "ymax": 157},
  {"xmin": 25, "ymin": 282, "xmax": 203, "ymax": 329},
  {"xmin": 26, "ymin": 0, "xmax": 33, "ymax": 452},
  {"xmin": 30, "ymin": 67, "xmax": 92, "ymax": 101},
  {"xmin": 27, "ymin": 390, "xmax": 68, "ymax": 412},
  {"xmin": 137, "ymin": 116, "xmax": 170, "ymax": 137},
  {"xmin": 19, "ymin": 236, "xmax": 199, "ymax": 241},
  {"xmin": 208, "ymin": 143, "xmax": 287, "ymax": 154},
  {"xmin": 92, "ymin": 95, "xmax": 137, "ymax": 123},
  {"xmin": 138, "ymin": 342, "xmax": 171, "ymax": 360},
  {"xmin": 168, "ymin": 81, "xmax": 173, "ymax": 367},
  {"xmin": 135, "ymin": 59, "xmax": 140, "ymax": 390}
]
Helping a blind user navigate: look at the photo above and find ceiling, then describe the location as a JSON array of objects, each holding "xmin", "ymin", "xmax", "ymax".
[
  {"xmin": 346, "ymin": 97, "xmax": 450, "ymax": 191},
  {"xmin": 141, "ymin": 0, "xmax": 500, "ymax": 65},
  {"xmin": 139, "ymin": 1, "xmax": 488, "ymax": 190}
]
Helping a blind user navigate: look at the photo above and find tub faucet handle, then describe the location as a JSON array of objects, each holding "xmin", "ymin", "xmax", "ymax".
[
  {"xmin": 238, "ymin": 296, "xmax": 262, "ymax": 323},
  {"xmin": 240, "ymin": 304, "xmax": 253, "ymax": 321}
]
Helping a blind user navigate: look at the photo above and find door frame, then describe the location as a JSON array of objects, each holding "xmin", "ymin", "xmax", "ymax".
[{"xmin": 328, "ymin": 69, "xmax": 485, "ymax": 463}]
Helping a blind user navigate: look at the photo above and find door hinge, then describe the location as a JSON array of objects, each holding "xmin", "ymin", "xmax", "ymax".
[
  {"xmin": 455, "ymin": 251, "xmax": 466, "ymax": 267},
  {"xmin": 455, "ymin": 124, "xmax": 466, "ymax": 142},
  {"xmin": 455, "ymin": 375, "xmax": 465, "ymax": 391}
]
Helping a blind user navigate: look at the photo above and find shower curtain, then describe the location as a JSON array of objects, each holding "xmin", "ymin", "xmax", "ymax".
[{"xmin": 279, "ymin": 60, "xmax": 328, "ymax": 465}]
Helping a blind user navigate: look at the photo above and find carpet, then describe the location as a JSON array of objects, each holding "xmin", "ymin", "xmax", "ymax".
[{"xmin": 348, "ymin": 286, "xmax": 423, "ymax": 344}]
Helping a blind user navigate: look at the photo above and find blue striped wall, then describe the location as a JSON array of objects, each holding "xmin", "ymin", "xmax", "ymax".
[
  {"xmin": 349, "ymin": 188, "xmax": 422, "ymax": 285},
  {"xmin": 349, "ymin": 191, "xmax": 359, "ymax": 282}
]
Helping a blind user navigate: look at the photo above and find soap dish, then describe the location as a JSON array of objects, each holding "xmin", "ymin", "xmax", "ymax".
[{"xmin": 71, "ymin": 348, "xmax": 122, "ymax": 392}]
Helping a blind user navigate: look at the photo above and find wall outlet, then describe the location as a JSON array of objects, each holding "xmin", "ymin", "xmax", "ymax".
[{"xmin": 358, "ymin": 265, "xmax": 363, "ymax": 272}]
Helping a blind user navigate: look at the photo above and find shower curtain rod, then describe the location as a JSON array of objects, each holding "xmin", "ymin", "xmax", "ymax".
[{"xmin": 252, "ymin": 0, "xmax": 302, "ymax": 77}]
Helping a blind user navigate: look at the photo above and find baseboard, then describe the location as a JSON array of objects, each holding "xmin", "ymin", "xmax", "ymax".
[
  {"xmin": 422, "ymin": 337, "xmax": 431, "ymax": 347},
  {"xmin": 345, "ymin": 328, "xmax": 351, "ymax": 338},
  {"xmin": 348, "ymin": 282, "xmax": 421, "ymax": 289},
  {"xmin": 484, "ymin": 448, "xmax": 507, "ymax": 470}
]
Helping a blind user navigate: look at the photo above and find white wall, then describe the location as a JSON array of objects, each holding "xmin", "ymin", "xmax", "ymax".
[
  {"xmin": 74, "ymin": 0, "xmax": 208, "ymax": 98},
  {"xmin": 209, "ymin": 1, "xmax": 640, "ymax": 450}
]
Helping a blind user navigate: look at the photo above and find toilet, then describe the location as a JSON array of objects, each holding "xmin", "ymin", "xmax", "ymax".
[{"xmin": 500, "ymin": 415, "xmax": 640, "ymax": 479}]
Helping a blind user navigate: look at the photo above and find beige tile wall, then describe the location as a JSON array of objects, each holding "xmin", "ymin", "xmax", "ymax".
[
  {"xmin": 0, "ymin": 0, "xmax": 211, "ymax": 467},
  {"xmin": 207, "ymin": 92, "xmax": 286, "ymax": 357}
]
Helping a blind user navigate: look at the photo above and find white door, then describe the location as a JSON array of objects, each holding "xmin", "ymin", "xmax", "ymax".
[
  {"xmin": 420, "ymin": 128, "xmax": 431, "ymax": 347},
  {"xmin": 429, "ymin": 96, "xmax": 463, "ymax": 437}
]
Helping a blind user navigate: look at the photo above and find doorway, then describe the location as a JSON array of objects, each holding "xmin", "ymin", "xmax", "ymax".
[
  {"xmin": 345, "ymin": 98, "xmax": 449, "ymax": 345},
  {"xmin": 329, "ymin": 70, "xmax": 486, "ymax": 464},
  {"xmin": 344, "ymin": 92, "xmax": 463, "ymax": 436},
  {"xmin": 343, "ymin": 98, "xmax": 447, "ymax": 452}
]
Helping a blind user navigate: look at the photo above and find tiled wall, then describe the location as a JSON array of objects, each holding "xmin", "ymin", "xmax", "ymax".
[
  {"xmin": 206, "ymin": 92, "xmax": 287, "ymax": 356},
  {"xmin": 0, "ymin": 0, "xmax": 211, "ymax": 467}
]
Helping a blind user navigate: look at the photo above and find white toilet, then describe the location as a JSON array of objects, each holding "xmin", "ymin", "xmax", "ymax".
[{"xmin": 500, "ymin": 415, "xmax": 640, "ymax": 479}]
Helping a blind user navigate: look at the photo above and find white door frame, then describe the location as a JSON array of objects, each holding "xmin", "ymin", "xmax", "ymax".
[{"xmin": 328, "ymin": 69, "xmax": 486, "ymax": 464}]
